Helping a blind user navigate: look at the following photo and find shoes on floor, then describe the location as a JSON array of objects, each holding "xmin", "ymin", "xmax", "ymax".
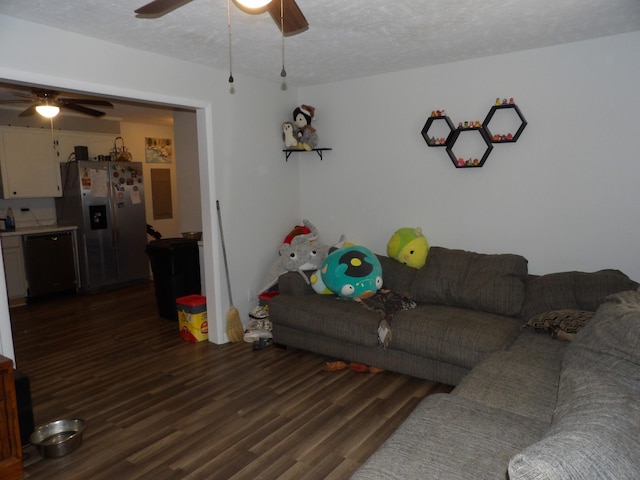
[
  {"xmin": 244, "ymin": 319, "xmax": 273, "ymax": 343},
  {"xmin": 249, "ymin": 305, "xmax": 269, "ymax": 319},
  {"xmin": 252, "ymin": 338, "xmax": 272, "ymax": 350},
  {"xmin": 323, "ymin": 360, "xmax": 384, "ymax": 374}
]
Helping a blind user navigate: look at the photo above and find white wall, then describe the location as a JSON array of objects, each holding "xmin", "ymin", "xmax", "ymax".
[
  {"xmin": 297, "ymin": 31, "xmax": 640, "ymax": 282},
  {"xmin": 174, "ymin": 110, "xmax": 202, "ymax": 234},
  {"xmin": 120, "ymin": 122, "xmax": 179, "ymax": 238},
  {"xmin": 0, "ymin": 15, "xmax": 301, "ymax": 359}
]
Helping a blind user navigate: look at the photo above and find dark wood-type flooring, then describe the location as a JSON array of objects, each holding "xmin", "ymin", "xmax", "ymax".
[{"xmin": 10, "ymin": 282, "xmax": 452, "ymax": 480}]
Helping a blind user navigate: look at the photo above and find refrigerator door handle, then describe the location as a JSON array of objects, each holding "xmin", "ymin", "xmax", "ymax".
[{"xmin": 108, "ymin": 179, "xmax": 118, "ymax": 249}]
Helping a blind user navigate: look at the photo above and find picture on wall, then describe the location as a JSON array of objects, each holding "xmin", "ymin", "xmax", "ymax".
[{"xmin": 145, "ymin": 137, "xmax": 173, "ymax": 163}]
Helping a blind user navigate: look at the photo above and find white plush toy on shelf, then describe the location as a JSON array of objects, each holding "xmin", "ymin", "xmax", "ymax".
[{"xmin": 282, "ymin": 121, "xmax": 298, "ymax": 148}]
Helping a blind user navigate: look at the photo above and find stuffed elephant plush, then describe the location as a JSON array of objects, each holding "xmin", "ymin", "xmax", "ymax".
[{"xmin": 258, "ymin": 220, "xmax": 330, "ymax": 294}]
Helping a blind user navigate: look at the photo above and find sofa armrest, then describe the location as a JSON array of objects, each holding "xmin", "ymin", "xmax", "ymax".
[{"xmin": 277, "ymin": 271, "xmax": 316, "ymax": 296}]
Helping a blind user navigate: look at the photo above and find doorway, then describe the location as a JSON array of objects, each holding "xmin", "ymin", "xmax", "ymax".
[{"xmin": 0, "ymin": 79, "xmax": 219, "ymax": 365}]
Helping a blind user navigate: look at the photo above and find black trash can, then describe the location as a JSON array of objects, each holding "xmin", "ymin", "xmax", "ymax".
[{"xmin": 146, "ymin": 238, "xmax": 201, "ymax": 320}]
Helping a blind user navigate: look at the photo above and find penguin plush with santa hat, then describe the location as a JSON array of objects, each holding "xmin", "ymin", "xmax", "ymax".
[{"xmin": 293, "ymin": 105, "xmax": 318, "ymax": 150}]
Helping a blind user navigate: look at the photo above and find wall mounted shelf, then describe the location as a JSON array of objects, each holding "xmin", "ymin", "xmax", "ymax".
[
  {"xmin": 284, "ymin": 148, "xmax": 332, "ymax": 161},
  {"xmin": 422, "ymin": 100, "xmax": 526, "ymax": 168},
  {"xmin": 421, "ymin": 115, "xmax": 454, "ymax": 147},
  {"xmin": 446, "ymin": 127, "xmax": 494, "ymax": 168},
  {"xmin": 483, "ymin": 104, "xmax": 527, "ymax": 143}
]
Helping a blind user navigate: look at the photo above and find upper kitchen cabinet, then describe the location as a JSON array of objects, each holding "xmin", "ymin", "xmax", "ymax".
[
  {"xmin": 0, "ymin": 127, "xmax": 62, "ymax": 198},
  {"xmin": 55, "ymin": 131, "xmax": 115, "ymax": 163}
]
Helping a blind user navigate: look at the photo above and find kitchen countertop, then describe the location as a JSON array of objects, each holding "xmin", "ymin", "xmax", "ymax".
[{"xmin": 0, "ymin": 225, "xmax": 78, "ymax": 237}]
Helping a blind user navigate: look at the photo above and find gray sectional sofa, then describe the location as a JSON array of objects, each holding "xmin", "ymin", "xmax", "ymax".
[{"xmin": 267, "ymin": 246, "xmax": 640, "ymax": 479}]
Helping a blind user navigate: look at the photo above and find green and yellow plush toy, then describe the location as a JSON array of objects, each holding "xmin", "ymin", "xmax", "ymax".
[{"xmin": 387, "ymin": 227, "xmax": 429, "ymax": 269}]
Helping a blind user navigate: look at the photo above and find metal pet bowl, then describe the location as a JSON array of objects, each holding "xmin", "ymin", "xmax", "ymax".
[
  {"xmin": 30, "ymin": 418, "xmax": 87, "ymax": 458},
  {"xmin": 181, "ymin": 231, "xmax": 202, "ymax": 241}
]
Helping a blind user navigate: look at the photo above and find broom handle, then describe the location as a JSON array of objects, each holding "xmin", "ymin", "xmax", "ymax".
[{"xmin": 216, "ymin": 200, "xmax": 234, "ymax": 306}]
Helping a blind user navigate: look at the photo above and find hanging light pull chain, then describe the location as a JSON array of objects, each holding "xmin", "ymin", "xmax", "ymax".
[
  {"xmin": 280, "ymin": 0, "xmax": 286, "ymax": 78},
  {"xmin": 227, "ymin": 0, "xmax": 234, "ymax": 83}
]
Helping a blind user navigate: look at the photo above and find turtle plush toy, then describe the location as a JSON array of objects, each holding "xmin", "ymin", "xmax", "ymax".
[{"xmin": 387, "ymin": 227, "xmax": 429, "ymax": 269}]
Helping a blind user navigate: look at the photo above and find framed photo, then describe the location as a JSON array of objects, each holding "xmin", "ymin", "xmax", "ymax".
[{"xmin": 145, "ymin": 137, "xmax": 173, "ymax": 163}]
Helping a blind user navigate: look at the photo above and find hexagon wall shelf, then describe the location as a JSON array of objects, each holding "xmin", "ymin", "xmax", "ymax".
[
  {"xmin": 422, "ymin": 101, "xmax": 527, "ymax": 168},
  {"xmin": 483, "ymin": 104, "xmax": 527, "ymax": 143},
  {"xmin": 421, "ymin": 115, "xmax": 455, "ymax": 147},
  {"xmin": 446, "ymin": 127, "xmax": 494, "ymax": 168}
]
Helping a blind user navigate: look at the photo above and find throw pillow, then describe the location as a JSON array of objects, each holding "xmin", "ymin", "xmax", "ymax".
[{"xmin": 526, "ymin": 309, "xmax": 594, "ymax": 340}]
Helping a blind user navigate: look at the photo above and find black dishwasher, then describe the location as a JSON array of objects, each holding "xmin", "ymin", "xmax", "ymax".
[{"xmin": 23, "ymin": 231, "xmax": 78, "ymax": 299}]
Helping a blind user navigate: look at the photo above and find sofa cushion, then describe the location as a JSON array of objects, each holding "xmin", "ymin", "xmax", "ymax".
[
  {"xmin": 409, "ymin": 247, "xmax": 528, "ymax": 317},
  {"xmin": 569, "ymin": 289, "xmax": 640, "ymax": 365},
  {"xmin": 507, "ymin": 329, "xmax": 569, "ymax": 365},
  {"xmin": 376, "ymin": 254, "xmax": 417, "ymax": 297},
  {"xmin": 509, "ymin": 374, "xmax": 640, "ymax": 480},
  {"xmin": 510, "ymin": 289, "xmax": 640, "ymax": 479},
  {"xmin": 268, "ymin": 293, "xmax": 380, "ymax": 347},
  {"xmin": 390, "ymin": 304, "xmax": 522, "ymax": 369},
  {"xmin": 520, "ymin": 269, "xmax": 638, "ymax": 320},
  {"xmin": 277, "ymin": 271, "xmax": 316, "ymax": 296},
  {"xmin": 558, "ymin": 289, "xmax": 640, "ymax": 400},
  {"xmin": 352, "ymin": 393, "xmax": 547, "ymax": 480},
  {"xmin": 452, "ymin": 350, "xmax": 562, "ymax": 423}
]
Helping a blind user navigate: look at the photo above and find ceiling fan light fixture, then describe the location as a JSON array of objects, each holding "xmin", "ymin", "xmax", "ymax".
[
  {"xmin": 35, "ymin": 104, "xmax": 60, "ymax": 118},
  {"xmin": 232, "ymin": 0, "xmax": 272, "ymax": 13}
]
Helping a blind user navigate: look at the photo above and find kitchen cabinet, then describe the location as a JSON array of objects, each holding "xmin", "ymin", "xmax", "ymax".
[
  {"xmin": 55, "ymin": 131, "xmax": 115, "ymax": 162},
  {"xmin": 0, "ymin": 355, "xmax": 23, "ymax": 480},
  {"xmin": 0, "ymin": 235, "xmax": 27, "ymax": 301},
  {"xmin": 0, "ymin": 127, "xmax": 116, "ymax": 199},
  {"xmin": 0, "ymin": 127, "xmax": 62, "ymax": 198}
]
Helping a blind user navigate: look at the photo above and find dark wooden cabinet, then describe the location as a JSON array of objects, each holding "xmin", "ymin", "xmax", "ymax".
[{"xmin": 0, "ymin": 355, "xmax": 23, "ymax": 480}]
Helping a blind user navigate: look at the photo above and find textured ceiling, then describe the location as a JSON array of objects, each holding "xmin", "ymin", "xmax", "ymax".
[
  {"xmin": 0, "ymin": 0, "xmax": 639, "ymax": 123},
  {"xmin": 1, "ymin": 0, "xmax": 640, "ymax": 87}
]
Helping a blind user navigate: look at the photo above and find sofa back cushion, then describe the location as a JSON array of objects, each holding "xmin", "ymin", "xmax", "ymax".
[
  {"xmin": 376, "ymin": 254, "xmax": 417, "ymax": 297},
  {"xmin": 509, "ymin": 381, "xmax": 640, "ymax": 479},
  {"xmin": 409, "ymin": 247, "xmax": 528, "ymax": 317},
  {"xmin": 520, "ymin": 270, "xmax": 638, "ymax": 320},
  {"xmin": 509, "ymin": 289, "xmax": 640, "ymax": 480},
  {"xmin": 571, "ymin": 289, "xmax": 640, "ymax": 364}
]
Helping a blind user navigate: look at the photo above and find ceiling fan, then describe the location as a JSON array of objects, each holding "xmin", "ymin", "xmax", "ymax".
[
  {"xmin": 135, "ymin": 0, "xmax": 309, "ymax": 36},
  {"xmin": 0, "ymin": 89, "xmax": 114, "ymax": 118}
]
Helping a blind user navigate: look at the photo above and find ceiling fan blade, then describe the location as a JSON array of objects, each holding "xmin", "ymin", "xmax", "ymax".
[
  {"xmin": 10, "ymin": 91, "xmax": 34, "ymax": 100},
  {"xmin": 59, "ymin": 103, "xmax": 106, "ymax": 117},
  {"xmin": 59, "ymin": 98, "xmax": 114, "ymax": 108},
  {"xmin": 135, "ymin": 0, "xmax": 193, "ymax": 17},
  {"xmin": 267, "ymin": 0, "xmax": 309, "ymax": 37},
  {"xmin": 18, "ymin": 105, "xmax": 37, "ymax": 117}
]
